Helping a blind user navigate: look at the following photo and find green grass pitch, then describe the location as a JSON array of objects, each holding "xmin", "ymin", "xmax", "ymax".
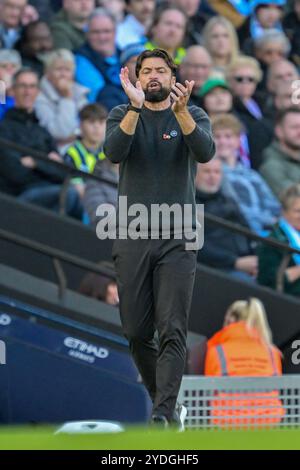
[{"xmin": 1, "ymin": 426, "xmax": 300, "ymax": 450}]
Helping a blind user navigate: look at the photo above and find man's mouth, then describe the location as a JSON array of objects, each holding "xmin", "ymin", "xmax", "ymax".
[{"xmin": 148, "ymin": 82, "xmax": 161, "ymax": 90}]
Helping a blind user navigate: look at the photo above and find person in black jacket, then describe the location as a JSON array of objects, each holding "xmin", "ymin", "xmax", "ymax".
[
  {"xmin": 196, "ymin": 157, "xmax": 258, "ymax": 283},
  {"xmin": 0, "ymin": 68, "xmax": 82, "ymax": 218}
]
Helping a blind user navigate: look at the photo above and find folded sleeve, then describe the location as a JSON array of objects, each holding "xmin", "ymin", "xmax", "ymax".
[
  {"xmin": 103, "ymin": 105, "xmax": 135, "ymax": 163},
  {"xmin": 183, "ymin": 106, "xmax": 216, "ymax": 163}
]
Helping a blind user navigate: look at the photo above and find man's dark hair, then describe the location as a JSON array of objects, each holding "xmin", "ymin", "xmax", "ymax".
[
  {"xmin": 135, "ymin": 48, "xmax": 177, "ymax": 78},
  {"xmin": 275, "ymin": 107, "xmax": 300, "ymax": 126},
  {"xmin": 12, "ymin": 67, "xmax": 39, "ymax": 86},
  {"xmin": 79, "ymin": 103, "xmax": 108, "ymax": 122}
]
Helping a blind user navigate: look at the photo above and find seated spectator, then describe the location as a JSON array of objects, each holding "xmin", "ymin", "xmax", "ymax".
[
  {"xmin": 199, "ymin": 77, "xmax": 233, "ymax": 119},
  {"xmin": 283, "ymin": 0, "xmax": 300, "ymax": 67},
  {"xmin": 226, "ymin": 55, "xmax": 264, "ymax": 132},
  {"xmin": 248, "ymin": 80, "xmax": 300, "ymax": 169},
  {"xmin": 202, "ymin": 16, "xmax": 240, "ymax": 74},
  {"xmin": 0, "ymin": 0, "xmax": 27, "ymax": 48},
  {"xmin": 205, "ymin": 297, "xmax": 284, "ymax": 425},
  {"xmin": 116, "ymin": 0, "xmax": 155, "ymax": 50},
  {"xmin": 170, "ymin": 0, "xmax": 208, "ymax": 47},
  {"xmin": 15, "ymin": 20, "xmax": 54, "ymax": 77},
  {"xmin": 35, "ymin": 49, "xmax": 88, "ymax": 153},
  {"xmin": 79, "ymin": 261, "xmax": 119, "ymax": 305},
  {"xmin": 50, "ymin": 0, "xmax": 95, "ymax": 50},
  {"xmin": 179, "ymin": 45, "xmax": 212, "ymax": 108},
  {"xmin": 238, "ymin": 0, "xmax": 285, "ymax": 52},
  {"xmin": 196, "ymin": 158, "xmax": 258, "ymax": 283},
  {"xmin": 0, "ymin": 49, "xmax": 21, "ymax": 119},
  {"xmin": 213, "ymin": 113, "xmax": 281, "ymax": 234},
  {"xmin": 253, "ymin": 29, "xmax": 291, "ymax": 91},
  {"xmin": 64, "ymin": 103, "xmax": 107, "ymax": 198},
  {"xmin": 0, "ymin": 68, "xmax": 82, "ymax": 218},
  {"xmin": 119, "ymin": 42, "xmax": 145, "ymax": 86},
  {"xmin": 260, "ymin": 108, "xmax": 300, "ymax": 198},
  {"xmin": 258, "ymin": 184, "xmax": 300, "ymax": 297},
  {"xmin": 145, "ymin": 4, "xmax": 187, "ymax": 65},
  {"xmin": 262, "ymin": 58, "xmax": 299, "ymax": 116},
  {"xmin": 75, "ymin": 8, "xmax": 127, "ymax": 108}
]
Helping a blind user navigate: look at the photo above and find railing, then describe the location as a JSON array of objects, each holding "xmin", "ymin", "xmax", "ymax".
[
  {"xmin": 0, "ymin": 136, "xmax": 299, "ymax": 295},
  {"xmin": 178, "ymin": 375, "xmax": 300, "ymax": 430}
]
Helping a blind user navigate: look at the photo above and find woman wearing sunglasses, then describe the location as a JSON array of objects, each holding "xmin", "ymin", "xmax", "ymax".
[{"xmin": 226, "ymin": 55, "xmax": 264, "ymax": 135}]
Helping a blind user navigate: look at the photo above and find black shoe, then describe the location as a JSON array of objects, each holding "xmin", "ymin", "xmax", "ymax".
[{"xmin": 150, "ymin": 414, "xmax": 169, "ymax": 429}]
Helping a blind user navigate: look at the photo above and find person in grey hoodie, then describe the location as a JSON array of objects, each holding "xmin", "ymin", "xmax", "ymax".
[
  {"xmin": 35, "ymin": 49, "xmax": 88, "ymax": 153},
  {"xmin": 260, "ymin": 107, "xmax": 300, "ymax": 198}
]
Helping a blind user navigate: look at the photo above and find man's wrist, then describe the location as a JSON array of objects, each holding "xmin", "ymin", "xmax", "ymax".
[{"xmin": 128, "ymin": 103, "xmax": 142, "ymax": 112}]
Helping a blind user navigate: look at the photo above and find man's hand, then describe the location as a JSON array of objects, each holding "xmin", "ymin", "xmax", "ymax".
[
  {"xmin": 48, "ymin": 152, "xmax": 63, "ymax": 163},
  {"xmin": 235, "ymin": 256, "xmax": 258, "ymax": 277},
  {"xmin": 120, "ymin": 67, "xmax": 145, "ymax": 109},
  {"xmin": 21, "ymin": 156, "xmax": 36, "ymax": 169},
  {"xmin": 171, "ymin": 80, "xmax": 194, "ymax": 114}
]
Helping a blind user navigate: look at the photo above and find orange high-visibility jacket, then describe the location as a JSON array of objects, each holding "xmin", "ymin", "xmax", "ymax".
[{"xmin": 204, "ymin": 321, "xmax": 284, "ymax": 426}]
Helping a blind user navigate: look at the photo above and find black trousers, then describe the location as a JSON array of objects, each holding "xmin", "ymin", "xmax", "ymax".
[{"xmin": 112, "ymin": 237, "xmax": 197, "ymax": 421}]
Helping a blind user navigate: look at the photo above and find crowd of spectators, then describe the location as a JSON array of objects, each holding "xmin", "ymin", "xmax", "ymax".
[{"xmin": 0, "ymin": 0, "xmax": 300, "ymax": 298}]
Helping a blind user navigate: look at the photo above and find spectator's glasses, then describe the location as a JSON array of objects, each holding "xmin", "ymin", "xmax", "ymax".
[{"xmin": 233, "ymin": 76, "xmax": 256, "ymax": 84}]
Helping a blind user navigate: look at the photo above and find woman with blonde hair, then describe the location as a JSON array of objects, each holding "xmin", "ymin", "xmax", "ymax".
[
  {"xmin": 205, "ymin": 297, "xmax": 284, "ymax": 426},
  {"xmin": 202, "ymin": 16, "xmax": 240, "ymax": 73}
]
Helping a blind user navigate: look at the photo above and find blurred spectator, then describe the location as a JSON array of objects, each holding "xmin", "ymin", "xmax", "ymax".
[
  {"xmin": 263, "ymin": 58, "xmax": 299, "ymax": 114},
  {"xmin": 253, "ymin": 29, "xmax": 291, "ymax": 91},
  {"xmin": 170, "ymin": 0, "xmax": 208, "ymax": 47},
  {"xmin": 116, "ymin": 0, "xmax": 155, "ymax": 50},
  {"xmin": 0, "ymin": 68, "xmax": 82, "ymax": 217},
  {"xmin": 50, "ymin": 0, "xmax": 95, "ymax": 50},
  {"xmin": 248, "ymin": 80, "xmax": 300, "ymax": 169},
  {"xmin": 199, "ymin": 77, "xmax": 233, "ymax": 118},
  {"xmin": 64, "ymin": 103, "xmax": 107, "ymax": 198},
  {"xmin": 145, "ymin": 4, "xmax": 187, "ymax": 65},
  {"xmin": 0, "ymin": 49, "xmax": 21, "ymax": 119},
  {"xmin": 83, "ymin": 157, "xmax": 118, "ymax": 226},
  {"xmin": 204, "ymin": 296, "xmax": 284, "ymax": 426},
  {"xmin": 120, "ymin": 42, "xmax": 145, "ymax": 85},
  {"xmin": 283, "ymin": 0, "xmax": 300, "ymax": 66},
  {"xmin": 213, "ymin": 113, "xmax": 280, "ymax": 234},
  {"xmin": 99, "ymin": 0, "xmax": 125, "ymax": 23},
  {"xmin": 238, "ymin": 0, "xmax": 285, "ymax": 52},
  {"xmin": 79, "ymin": 261, "xmax": 119, "ymax": 305},
  {"xmin": 226, "ymin": 55, "xmax": 264, "ymax": 132},
  {"xmin": 260, "ymin": 108, "xmax": 300, "ymax": 197},
  {"xmin": 75, "ymin": 8, "xmax": 126, "ymax": 108},
  {"xmin": 202, "ymin": 16, "xmax": 240, "ymax": 73},
  {"xmin": 21, "ymin": 2, "xmax": 39, "ymax": 25},
  {"xmin": 179, "ymin": 45, "xmax": 212, "ymax": 107},
  {"xmin": 258, "ymin": 184, "xmax": 300, "ymax": 296},
  {"xmin": 0, "ymin": 0, "xmax": 27, "ymax": 48},
  {"xmin": 15, "ymin": 20, "xmax": 54, "ymax": 76},
  {"xmin": 35, "ymin": 49, "xmax": 88, "ymax": 153},
  {"xmin": 195, "ymin": 158, "xmax": 257, "ymax": 282}
]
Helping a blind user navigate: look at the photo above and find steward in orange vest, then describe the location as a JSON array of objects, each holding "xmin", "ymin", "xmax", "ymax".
[{"xmin": 204, "ymin": 298, "xmax": 285, "ymax": 426}]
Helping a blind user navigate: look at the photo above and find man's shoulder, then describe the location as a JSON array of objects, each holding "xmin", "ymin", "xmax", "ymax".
[
  {"xmin": 187, "ymin": 105, "xmax": 209, "ymax": 120},
  {"xmin": 108, "ymin": 104, "xmax": 128, "ymax": 119}
]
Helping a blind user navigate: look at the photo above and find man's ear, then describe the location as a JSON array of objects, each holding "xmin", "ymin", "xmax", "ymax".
[
  {"xmin": 171, "ymin": 75, "xmax": 176, "ymax": 86},
  {"xmin": 275, "ymin": 124, "xmax": 282, "ymax": 141}
]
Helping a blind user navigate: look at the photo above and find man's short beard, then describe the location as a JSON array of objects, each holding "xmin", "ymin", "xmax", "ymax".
[
  {"xmin": 144, "ymin": 85, "xmax": 170, "ymax": 102},
  {"xmin": 283, "ymin": 137, "xmax": 300, "ymax": 152}
]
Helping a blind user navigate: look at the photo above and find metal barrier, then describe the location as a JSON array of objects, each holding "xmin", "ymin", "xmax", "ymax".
[{"xmin": 178, "ymin": 375, "xmax": 300, "ymax": 429}]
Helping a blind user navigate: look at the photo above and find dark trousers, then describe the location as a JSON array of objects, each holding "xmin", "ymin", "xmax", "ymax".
[{"xmin": 112, "ymin": 237, "xmax": 197, "ymax": 421}]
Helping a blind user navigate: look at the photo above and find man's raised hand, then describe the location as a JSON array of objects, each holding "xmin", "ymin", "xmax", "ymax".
[
  {"xmin": 120, "ymin": 67, "xmax": 145, "ymax": 109},
  {"xmin": 171, "ymin": 80, "xmax": 194, "ymax": 114}
]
